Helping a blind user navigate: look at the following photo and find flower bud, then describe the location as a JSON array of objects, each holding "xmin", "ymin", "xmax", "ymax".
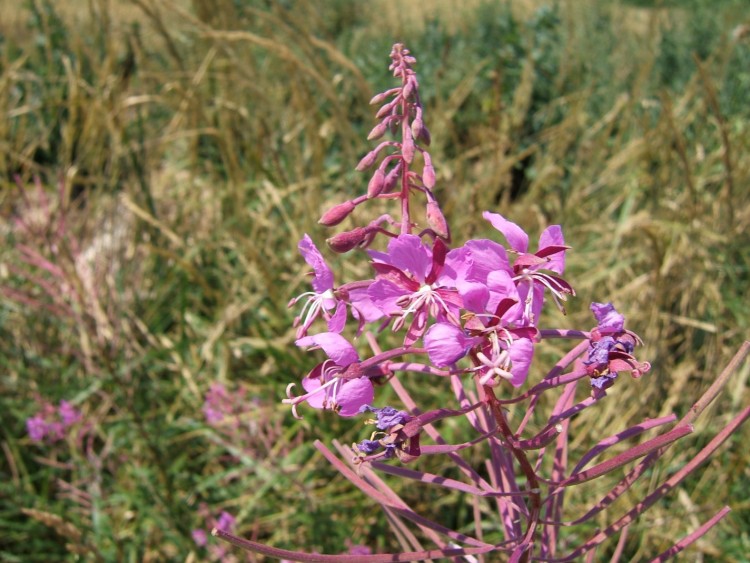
[
  {"xmin": 376, "ymin": 99, "xmax": 398, "ymax": 119},
  {"xmin": 426, "ymin": 201, "xmax": 450, "ymax": 240},
  {"xmin": 422, "ymin": 152, "xmax": 435, "ymax": 189},
  {"xmin": 383, "ymin": 162, "xmax": 401, "ymax": 193},
  {"xmin": 418, "ymin": 124, "xmax": 431, "ymax": 146},
  {"xmin": 367, "ymin": 121, "xmax": 388, "ymax": 141},
  {"xmin": 319, "ymin": 200, "xmax": 356, "ymax": 226},
  {"xmin": 327, "ymin": 228, "xmax": 368, "ymax": 253},
  {"xmin": 367, "ymin": 168, "xmax": 386, "ymax": 198},
  {"xmin": 369, "ymin": 88, "xmax": 398, "ymax": 105},
  {"xmin": 355, "ymin": 149, "xmax": 379, "ymax": 172}
]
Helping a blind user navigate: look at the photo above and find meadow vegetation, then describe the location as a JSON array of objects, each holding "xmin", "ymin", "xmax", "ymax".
[{"xmin": 1, "ymin": 0, "xmax": 749, "ymax": 560}]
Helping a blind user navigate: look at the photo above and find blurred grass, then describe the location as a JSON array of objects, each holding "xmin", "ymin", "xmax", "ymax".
[{"xmin": 1, "ymin": 0, "xmax": 749, "ymax": 560}]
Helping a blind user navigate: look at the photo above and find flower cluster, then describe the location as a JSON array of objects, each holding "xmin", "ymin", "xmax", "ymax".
[
  {"xmin": 214, "ymin": 43, "xmax": 746, "ymax": 562},
  {"xmin": 26, "ymin": 399, "xmax": 82, "ymax": 444}
]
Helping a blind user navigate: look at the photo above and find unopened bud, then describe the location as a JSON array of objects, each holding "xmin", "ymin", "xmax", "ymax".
[
  {"xmin": 327, "ymin": 227, "xmax": 368, "ymax": 253},
  {"xmin": 367, "ymin": 168, "xmax": 386, "ymax": 198},
  {"xmin": 356, "ymin": 150, "xmax": 379, "ymax": 172},
  {"xmin": 426, "ymin": 201, "xmax": 450, "ymax": 240},
  {"xmin": 422, "ymin": 152, "xmax": 435, "ymax": 189},
  {"xmin": 319, "ymin": 200, "xmax": 356, "ymax": 226},
  {"xmin": 402, "ymin": 127, "xmax": 414, "ymax": 164},
  {"xmin": 411, "ymin": 114, "xmax": 424, "ymax": 139},
  {"xmin": 418, "ymin": 124, "xmax": 431, "ymax": 146},
  {"xmin": 369, "ymin": 88, "xmax": 398, "ymax": 105},
  {"xmin": 383, "ymin": 163, "xmax": 402, "ymax": 193},
  {"xmin": 367, "ymin": 121, "xmax": 388, "ymax": 141},
  {"xmin": 376, "ymin": 99, "xmax": 398, "ymax": 119}
]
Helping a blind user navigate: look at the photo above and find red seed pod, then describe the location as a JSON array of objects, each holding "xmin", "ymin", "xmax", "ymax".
[
  {"xmin": 367, "ymin": 167, "xmax": 386, "ymax": 198},
  {"xmin": 319, "ymin": 200, "xmax": 357, "ymax": 226},
  {"xmin": 327, "ymin": 227, "xmax": 368, "ymax": 253},
  {"xmin": 426, "ymin": 201, "xmax": 450, "ymax": 240}
]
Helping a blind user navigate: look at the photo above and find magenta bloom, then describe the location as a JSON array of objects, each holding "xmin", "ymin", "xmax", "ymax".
[
  {"xmin": 367, "ymin": 234, "xmax": 463, "ymax": 345},
  {"xmin": 289, "ymin": 234, "xmax": 348, "ymax": 338},
  {"xmin": 26, "ymin": 415, "xmax": 49, "ymax": 442},
  {"xmin": 26, "ymin": 400, "xmax": 81, "ymax": 444},
  {"xmin": 284, "ymin": 333, "xmax": 374, "ymax": 418},
  {"xmin": 483, "ymin": 212, "xmax": 574, "ymax": 325}
]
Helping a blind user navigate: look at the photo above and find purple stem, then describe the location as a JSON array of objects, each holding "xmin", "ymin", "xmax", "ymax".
[{"xmin": 650, "ymin": 506, "xmax": 731, "ymax": 562}]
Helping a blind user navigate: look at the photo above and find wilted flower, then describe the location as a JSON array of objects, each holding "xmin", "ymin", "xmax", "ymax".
[{"xmin": 583, "ymin": 302, "xmax": 651, "ymax": 390}]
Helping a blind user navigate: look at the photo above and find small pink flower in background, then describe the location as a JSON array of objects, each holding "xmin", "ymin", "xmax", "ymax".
[
  {"xmin": 26, "ymin": 399, "xmax": 82, "ymax": 444},
  {"xmin": 202, "ymin": 383, "xmax": 234, "ymax": 425},
  {"xmin": 192, "ymin": 506, "xmax": 240, "ymax": 562}
]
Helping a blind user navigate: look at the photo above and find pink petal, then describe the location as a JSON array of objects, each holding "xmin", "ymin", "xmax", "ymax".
[
  {"xmin": 378, "ymin": 234, "xmax": 432, "ymax": 281},
  {"xmin": 326, "ymin": 303, "xmax": 347, "ymax": 333},
  {"xmin": 508, "ymin": 338, "xmax": 534, "ymax": 387},
  {"xmin": 425, "ymin": 323, "xmax": 479, "ymax": 367},
  {"xmin": 336, "ymin": 378, "xmax": 375, "ymax": 417},
  {"xmin": 296, "ymin": 332, "xmax": 359, "ymax": 366},
  {"xmin": 538, "ymin": 225, "xmax": 566, "ymax": 273},
  {"xmin": 483, "ymin": 212, "xmax": 529, "ymax": 253},
  {"xmin": 298, "ymin": 234, "xmax": 334, "ymax": 292}
]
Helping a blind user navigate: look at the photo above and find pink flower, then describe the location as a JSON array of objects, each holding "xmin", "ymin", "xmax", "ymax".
[
  {"xmin": 367, "ymin": 234, "xmax": 463, "ymax": 345},
  {"xmin": 284, "ymin": 333, "xmax": 374, "ymax": 418},
  {"xmin": 289, "ymin": 234, "xmax": 347, "ymax": 338},
  {"xmin": 483, "ymin": 212, "xmax": 574, "ymax": 325}
]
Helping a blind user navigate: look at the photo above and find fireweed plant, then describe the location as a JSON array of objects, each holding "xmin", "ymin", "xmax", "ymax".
[{"xmin": 214, "ymin": 44, "xmax": 750, "ymax": 561}]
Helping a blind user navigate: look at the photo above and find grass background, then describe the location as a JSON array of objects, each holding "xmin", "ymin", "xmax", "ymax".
[{"xmin": 1, "ymin": 0, "xmax": 749, "ymax": 560}]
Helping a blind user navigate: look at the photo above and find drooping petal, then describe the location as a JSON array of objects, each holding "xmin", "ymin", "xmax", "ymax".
[
  {"xmin": 326, "ymin": 303, "xmax": 348, "ymax": 333},
  {"xmin": 296, "ymin": 332, "xmax": 359, "ymax": 366},
  {"xmin": 538, "ymin": 225, "xmax": 566, "ymax": 274},
  {"xmin": 425, "ymin": 323, "xmax": 479, "ymax": 367},
  {"xmin": 483, "ymin": 212, "xmax": 529, "ymax": 253},
  {"xmin": 508, "ymin": 337, "xmax": 534, "ymax": 387},
  {"xmin": 298, "ymin": 234, "xmax": 334, "ymax": 293}
]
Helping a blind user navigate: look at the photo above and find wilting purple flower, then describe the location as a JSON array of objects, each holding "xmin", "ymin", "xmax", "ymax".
[
  {"xmin": 284, "ymin": 333, "xmax": 374, "ymax": 418},
  {"xmin": 359, "ymin": 404, "xmax": 411, "ymax": 430},
  {"xmin": 483, "ymin": 212, "xmax": 574, "ymax": 325},
  {"xmin": 367, "ymin": 234, "xmax": 463, "ymax": 345},
  {"xmin": 590, "ymin": 301, "xmax": 626, "ymax": 333},
  {"xmin": 584, "ymin": 302, "xmax": 650, "ymax": 390}
]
